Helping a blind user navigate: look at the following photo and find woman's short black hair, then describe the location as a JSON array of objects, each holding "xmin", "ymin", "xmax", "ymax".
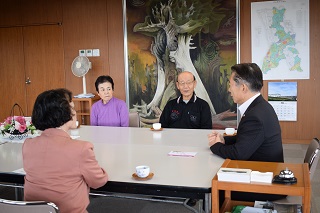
[
  {"xmin": 95, "ymin": 75, "xmax": 114, "ymax": 92},
  {"xmin": 32, "ymin": 88, "xmax": 73, "ymax": 131}
]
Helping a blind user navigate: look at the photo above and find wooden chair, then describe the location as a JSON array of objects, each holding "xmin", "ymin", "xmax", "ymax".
[
  {"xmin": 129, "ymin": 112, "xmax": 140, "ymax": 127},
  {"xmin": 304, "ymin": 138, "xmax": 320, "ymax": 179},
  {"xmin": 0, "ymin": 198, "xmax": 59, "ymax": 213}
]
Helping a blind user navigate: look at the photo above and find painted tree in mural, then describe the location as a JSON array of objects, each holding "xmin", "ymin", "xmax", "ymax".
[{"xmin": 130, "ymin": 0, "xmax": 235, "ymax": 125}]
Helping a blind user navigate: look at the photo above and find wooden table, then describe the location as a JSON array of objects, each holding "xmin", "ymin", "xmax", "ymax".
[{"xmin": 212, "ymin": 159, "xmax": 311, "ymax": 213}]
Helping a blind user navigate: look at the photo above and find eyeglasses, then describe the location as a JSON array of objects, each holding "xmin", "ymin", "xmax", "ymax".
[{"xmin": 177, "ymin": 80, "xmax": 194, "ymax": 87}]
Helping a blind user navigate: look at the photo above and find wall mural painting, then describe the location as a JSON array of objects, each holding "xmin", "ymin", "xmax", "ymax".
[{"xmin": 124, "ymin": 0, "xmax": 238, "ymax": 129}]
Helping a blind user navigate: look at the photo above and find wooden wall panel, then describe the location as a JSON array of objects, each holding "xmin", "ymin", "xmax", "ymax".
[
  {"xmin": 0, "ymin": 0, "xmax": 62, "ymax": 27},
  {"xmin": 0, "ymin": 0, "xmax": 22, "ymax": 26},
  {"xmin": 23, "ymin": 25, "xmax": 65, "ymax": 115},
  {"xmin": 21, "ymin": 0, "xmax": 62, "ymax": 24},
  {"xmin": 240, "ymin": 0, "xmax": 320, "ymax": 143},
  {"xmin": 106, "ymin": 0, "xmax": 126, "ymax": 101},
  {"xmin": 0, "ymin": 28, "xmax": 27, "ymax": 120},
  {"xmin": 63, "ymin": 0, "xmax": 110, "ymax": 97}
]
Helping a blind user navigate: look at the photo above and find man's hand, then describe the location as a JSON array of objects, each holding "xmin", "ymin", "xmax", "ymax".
[{"xmin": 208, "ymin": 131, "xmax": 225, "ymax": 147}]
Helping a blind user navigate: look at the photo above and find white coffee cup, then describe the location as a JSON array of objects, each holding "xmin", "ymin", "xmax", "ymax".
[
  {"xmin": 136, "ymin": 165, "xmax": 150, "ymax": 178},
  {"xmin": 152, "ymin": 123, "xmax": 161, "ymax": 130},
  {"xmin": 225, "ymin": 128, "xmax": 235, "ymax": 135}
]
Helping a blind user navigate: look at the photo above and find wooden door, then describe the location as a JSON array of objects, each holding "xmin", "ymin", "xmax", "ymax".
[
  {"xmin": 23, "ymin": 25, "xmax": 65, "ymax": 115},
  {"xmin": 0, "ymin": 28, "xmax": 27, "ymax": 121}
]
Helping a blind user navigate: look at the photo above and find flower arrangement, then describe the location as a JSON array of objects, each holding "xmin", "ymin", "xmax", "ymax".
[{"xmin": 0, "ymin": 116, "xmax": 37, "ymax": 136}]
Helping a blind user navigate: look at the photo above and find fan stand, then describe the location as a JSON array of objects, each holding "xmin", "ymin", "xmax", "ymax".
[
  {"xmin": 82, "ymin": 75, "xmax": 87, "ymax": 94},
  {"xmin": 76, "ymin": 75, "xmax": 94, "ymax": 98}
]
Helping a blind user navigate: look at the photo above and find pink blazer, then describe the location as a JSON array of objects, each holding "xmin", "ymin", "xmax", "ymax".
[{"xmin": 23, "ymin": 128, "xmax": 108, "ymax": 213}]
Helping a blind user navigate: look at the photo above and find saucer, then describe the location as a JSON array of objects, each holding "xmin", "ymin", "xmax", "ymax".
[
  {"xmin": 223, "ymin": 133, "xmax": 237, "ymax": 136},
  {"xmin": 132, "ymin": 172, "xmax": 154, "ymax": 180},
  {"xmin": 150, "ymin": 128, "xmax": 163, "ymax": 131}
]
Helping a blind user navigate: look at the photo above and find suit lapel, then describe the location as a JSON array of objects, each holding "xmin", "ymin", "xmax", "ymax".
[
  {"xmin": 239, "ymin": 95, "xmax": 264, "ymax": 125},
  {"xmin": 243, "ymin": 95, "xmax": 263, "ymax": 116}
]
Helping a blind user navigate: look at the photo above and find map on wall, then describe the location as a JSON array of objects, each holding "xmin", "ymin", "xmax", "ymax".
[{"xmin": 251, "ymin": 0, "xmax": 309, "ymax": 80}]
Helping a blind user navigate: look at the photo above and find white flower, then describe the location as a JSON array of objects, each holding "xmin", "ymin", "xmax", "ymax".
[{"xmin": 14, "ymin": 121, "xmax": 21, "ymax": 130}]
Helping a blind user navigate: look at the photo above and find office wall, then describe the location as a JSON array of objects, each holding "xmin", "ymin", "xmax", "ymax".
[
  {"xmin": 63, "ymin": 0, "xmax": 125, "ymax": 101},
  {"xmin": 0, "ymin": 0, "xmax": 319, "ymax": 143},
  {"xmin": 0, "ymin": 0, "xmax": 65, "ymax": 116},
  {"xmin": 240, "ymin": 0, "xmax": 320, "ymax": 143},
  {"xmin": 0, "ymin": 0, "xmax": 125, "ymax": 119}
]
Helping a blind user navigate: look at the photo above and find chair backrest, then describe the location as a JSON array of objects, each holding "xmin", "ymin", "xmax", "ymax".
[
  {"xmin": 304, "ymin": 138, "xmax": 320, "ymax": 180},
  {"xmin": 0, "ymin": 198, "xmax": 59, "ymax": 213},
  {"xmin": 129, "ymin": 112, "xmax": 140, "ymax": 127}
]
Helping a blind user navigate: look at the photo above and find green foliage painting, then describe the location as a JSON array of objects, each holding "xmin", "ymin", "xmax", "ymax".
[{"xmin": 124, "ymin": 0, "xmax": 238, "ymax": 128}]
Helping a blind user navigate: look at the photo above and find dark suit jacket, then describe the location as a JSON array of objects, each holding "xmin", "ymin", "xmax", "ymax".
[{"xmin": 210, "ymin": 95, "xmax": 284, "ymax": 162}]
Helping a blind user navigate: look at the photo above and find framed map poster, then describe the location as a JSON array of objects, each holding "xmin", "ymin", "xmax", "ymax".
[
  {"xmin": 123, "ymin": 0, "xmax": 239, "ymax": 128},
  {"xmin": 251, "ymin": 0, "xmax": 310, "ymax": 80}
]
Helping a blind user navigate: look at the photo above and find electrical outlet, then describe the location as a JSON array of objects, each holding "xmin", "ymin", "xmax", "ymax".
[
  {"xmin": 86, "ymin": 49, "xmax": 93, "ymax": 57},
  {"xmin": 79, "ymin": 49, "xmax": 86, "ymax": 56},
  {"xmin": 93, "ymin": 49, "xmax": 100, "ymax": 57}
]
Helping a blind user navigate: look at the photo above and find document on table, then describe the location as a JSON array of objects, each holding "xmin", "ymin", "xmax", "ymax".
[{"xmin": 168, "ymin": 151, "xmax": 197, "ymax": 157}]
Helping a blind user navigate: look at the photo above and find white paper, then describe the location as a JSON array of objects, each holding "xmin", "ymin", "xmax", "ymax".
[
  {"xmin": 251, "ymin": 171, "xmax": 273, "ymax": 183},
  {"xmin": 217, "ymin": 168, "xmax": 252, "ymax": 183},
  {"xmin": 168, "ymin": 151, "xmax": 197, "ymax": 157}
]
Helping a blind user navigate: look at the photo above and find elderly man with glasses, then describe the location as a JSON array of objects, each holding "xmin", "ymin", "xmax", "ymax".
[{"xmin": 159, "ymin": 71, "xmax": 212, "ymax": 129}]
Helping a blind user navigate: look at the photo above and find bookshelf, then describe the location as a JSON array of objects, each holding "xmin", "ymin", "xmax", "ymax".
[{"xmin": 73, "ymin": 96, "xmax": 99, "ymax": 125}]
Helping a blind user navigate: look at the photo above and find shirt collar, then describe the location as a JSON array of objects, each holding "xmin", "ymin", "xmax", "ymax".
[
  {"xmin": 177, "ymin": 93, "xmax": 197, "ymax": 103},
  {"xmin": 238, "ymin": 93, "xmax": 260, "ymax": 117}
]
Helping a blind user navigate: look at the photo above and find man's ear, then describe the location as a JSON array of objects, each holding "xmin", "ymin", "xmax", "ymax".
[
  {"xmin": 242, "ymin": 83, "xmax": 248, "ymax": 93},
  {"xmin": 176, "ymin": 81, "xmax": 180, "ymax": 90}
]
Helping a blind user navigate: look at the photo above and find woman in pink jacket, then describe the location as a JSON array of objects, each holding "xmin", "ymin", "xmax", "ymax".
[{"xmin": 23, "ymin": 88, "xmax": 108, "ymax": 213}]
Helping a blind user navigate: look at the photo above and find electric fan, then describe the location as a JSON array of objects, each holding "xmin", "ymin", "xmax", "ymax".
[{"xmin": 71, "ymin": 56, "xmax": 94, "ymax": 98}]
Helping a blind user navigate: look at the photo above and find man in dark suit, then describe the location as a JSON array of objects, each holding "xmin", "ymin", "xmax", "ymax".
[{"xmin": 208, "ymin": 63, "xmax": 285, "ymax": 202}]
